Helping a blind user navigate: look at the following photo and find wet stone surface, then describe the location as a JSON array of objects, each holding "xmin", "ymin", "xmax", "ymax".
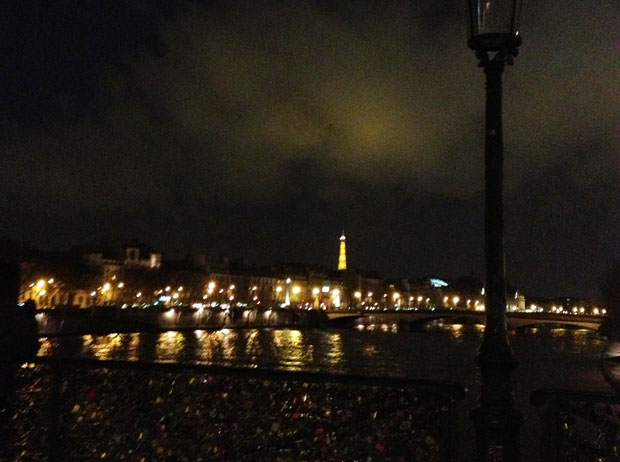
[{"xmin": 10, "ymin": 365, "xmax": 453, "ymax": 462}]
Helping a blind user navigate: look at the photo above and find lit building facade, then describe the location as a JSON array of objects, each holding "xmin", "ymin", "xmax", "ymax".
[{"xmin": 15, "ymin": 240, "xmax": 595, "ymax": 315}]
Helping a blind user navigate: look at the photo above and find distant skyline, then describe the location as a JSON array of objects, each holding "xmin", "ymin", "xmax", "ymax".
[{"xmin": 1, "ymin": 1, "xmax": 618, "ymax": 302}]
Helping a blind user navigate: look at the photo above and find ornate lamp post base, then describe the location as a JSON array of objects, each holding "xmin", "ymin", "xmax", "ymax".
[{"xmin": 471, "ymin": 335, "xmax": 524, "ymax": 461}]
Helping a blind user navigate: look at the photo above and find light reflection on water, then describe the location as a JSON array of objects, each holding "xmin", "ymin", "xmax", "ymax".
[
  {"xmin": 272, "ymin": 329, "xmax": 312, "ymax": 371},
  {"xmin": 38, "ymin": 324, "xmax": 612, "ymax": 393},
  {"xmin": 326, "ymin": 332, "xmax": 343, "ymax": 367},
  {"xmin": 156, "ymin": 331, "xmax": 185, "ymax": 363},
  {"xmin": 88, "ymin": 333, "xmax": 126, "ymax": 361},
  {"xmin": 127, "ymin": 333, "xmax": 140, "ymax": 362}
]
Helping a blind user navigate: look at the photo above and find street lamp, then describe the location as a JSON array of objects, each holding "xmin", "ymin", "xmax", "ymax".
[
  {"xmin": 467, "ymin": 0, "xmax": 524, "ymax": 460},
  {"xmin": 468, "ymin": 0, "xmax": 522, "ymax": 52},
  {"xmin": 285, "ymin": 278, "xmax": 291, "ymax": 307},
  {"xmin": 354, "ymin": 291, "xmax": 362, "ymax": 309}
]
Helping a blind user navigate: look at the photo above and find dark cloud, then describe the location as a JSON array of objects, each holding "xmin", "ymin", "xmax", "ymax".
[
  {"xmin": 1, "ymin": 1, "xmax": 166, "ymax": 125},
  {"xmin": 1, "ymin": 0, "xmax": 617, "ymax": 300}
]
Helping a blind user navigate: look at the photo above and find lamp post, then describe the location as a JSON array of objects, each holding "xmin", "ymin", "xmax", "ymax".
[
  {"xmin": 467, "ymin": 1, "xmax": 524, "ymax": 460},
  {"xmin": 285, "ymin": 278, "xmax": 291, "ymax": 307}
]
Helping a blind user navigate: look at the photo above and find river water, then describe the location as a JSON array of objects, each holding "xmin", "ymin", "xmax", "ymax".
[{"xmin": 39, "ymin": 323, "xmax": 612, "ymax": 394}]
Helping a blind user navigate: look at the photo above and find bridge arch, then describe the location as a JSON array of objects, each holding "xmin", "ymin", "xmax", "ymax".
[
  {"xmin": 510, "ymin": 322, "xmax": 600, "ymax": 333},
  {"xmin": 325, "ymin": 310, "xmax": 603, "ymax": 332}
]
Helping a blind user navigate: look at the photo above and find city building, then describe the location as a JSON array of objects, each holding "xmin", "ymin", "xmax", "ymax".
[{"xmin": 5, "ymin": 237, "xmax": 603, "ymax": 314}]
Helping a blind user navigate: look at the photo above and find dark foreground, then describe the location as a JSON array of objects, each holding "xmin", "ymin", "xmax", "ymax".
[
  {"xmin": 3, "ymin": 356, "xmax": 620, "ymax": 462},
  {"xmin": 5, "ymin": 358, "xmax": 465, "ymax": 462}
]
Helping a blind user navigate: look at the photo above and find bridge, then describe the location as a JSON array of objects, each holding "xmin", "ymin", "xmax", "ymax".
[{"xmin": 326, "ymin": 309, "xmax": 604, "ymax": 331}]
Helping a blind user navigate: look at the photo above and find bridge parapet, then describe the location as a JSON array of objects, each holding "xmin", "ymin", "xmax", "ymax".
[{"xmin": 326, "ymin": 310, "xmax": 604, "ymax": 331}]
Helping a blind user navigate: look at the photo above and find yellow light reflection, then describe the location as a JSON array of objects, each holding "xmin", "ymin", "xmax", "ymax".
[
  {"xmin": 272, "ymin": 329, "xmax": 311, "ymax": 370},
  {"xmin": 363, "ymin": 344, "xmax": 378, "ymax": 356},
  {"xmin": 213, "ymin": 328, "xmax": 238, "ymax": 361},
  {"xmin": 82, "ymin": 334, "xmax": 94, "ymax": 348},
  {"xmin": 326, "ymin": 332, "xmax": 343, "ymax": 367},
  {"xmin": 127, "ymin": 333, "xmax": 140, "ymax": 362},
  {"xmin": 290, "ymin": 329, "xmax": 301, "ymax": 342},
  {"xmin": 243, "ymin": 329, "xmax": 259, "ymax": 366},
  {"xmin": 37, "ymin": 337, "xmax": 53, "ymax": 356},
  {"xmin": 92, "ymin": 333, "xmax": 124, "ymax": 361},
  {"xmin": 195, "ymin": 330, "xmax": 214, "ymax": 363},
  {"xmin": 449, "ymin": 323, "xmax": 464, "ymax": 339},
  {"xmin": 156, "ymin": 331, "xmax": 185, "ymax": 362}
]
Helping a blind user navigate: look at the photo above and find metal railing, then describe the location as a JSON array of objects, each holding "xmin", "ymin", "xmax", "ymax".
[
  {"xmin": 5, "ymin": 357, "xmax": 466, "ymax": 462},
  {"xmin": 531, "ymin": 388, "xmax": 620, "ymax": 461}
]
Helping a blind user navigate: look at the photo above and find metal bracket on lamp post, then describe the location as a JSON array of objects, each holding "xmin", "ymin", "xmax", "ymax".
[{"xmin": 470, "ymin": 46, "xmax": 525, "ymax": 462}]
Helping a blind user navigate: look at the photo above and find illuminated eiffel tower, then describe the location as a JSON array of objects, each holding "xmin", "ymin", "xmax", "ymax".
[{"xmin": 338, "ymin": 231, "xmax": 347, "ymax": 271}]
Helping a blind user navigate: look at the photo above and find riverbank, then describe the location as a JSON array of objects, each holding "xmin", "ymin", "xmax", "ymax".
[{"xmin": 36, "ymin": 306, "xmax": 328, "ymax": 336}]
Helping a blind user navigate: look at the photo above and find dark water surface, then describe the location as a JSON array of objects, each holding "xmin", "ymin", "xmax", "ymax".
[{"xmin": 39, "ymin": 323, "xmax": 611, "ymax": 393}]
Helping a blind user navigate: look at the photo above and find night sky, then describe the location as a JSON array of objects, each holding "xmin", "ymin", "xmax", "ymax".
[{"xmin": 1, "ymin": 1, "xmax": 618, "ymax": 301}]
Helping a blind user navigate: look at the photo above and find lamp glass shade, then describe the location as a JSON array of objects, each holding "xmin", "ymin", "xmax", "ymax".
[{"xmin": 469, "ymin": 0, "xmax": 523, "ymax": 51}]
